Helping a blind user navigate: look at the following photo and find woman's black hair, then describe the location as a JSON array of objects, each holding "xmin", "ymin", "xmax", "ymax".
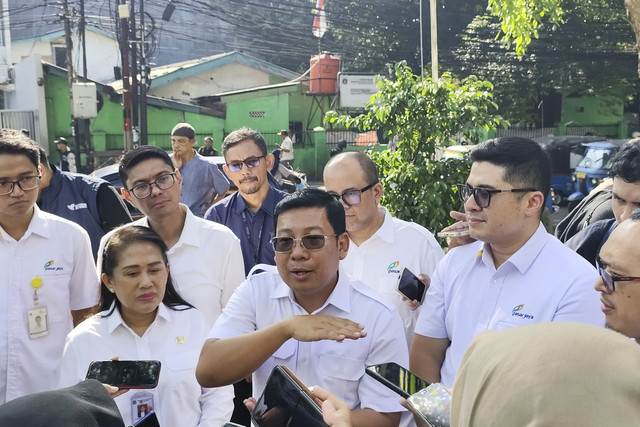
[{"xmin": 100, "ymin": 225, "xmax": 194, "ymax": 317}]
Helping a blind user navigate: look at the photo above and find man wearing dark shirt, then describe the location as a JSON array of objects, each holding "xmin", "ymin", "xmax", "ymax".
[
  {"xmin": 198, "ymin": 137, "xmax": 219, "ymax": 157},
  {"xmin": 205, "ymin": 127, "xmax": 287, "ymax": 276},
  {"xmin": 37, "ymin": 149, "xmax": 132, "ymax": 259}
]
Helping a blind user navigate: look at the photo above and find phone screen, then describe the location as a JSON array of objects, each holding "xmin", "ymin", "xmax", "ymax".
[
  {"xmin": 366, "ymin": 362, "xmax": 430, "ymax": 398},
  {"xmin": 86, "ymin": 360, "xmax": 161, "ymax": 389},
  {"xmin": 396, "ymin": 268, "xmax": 427, "ymax": 303}
]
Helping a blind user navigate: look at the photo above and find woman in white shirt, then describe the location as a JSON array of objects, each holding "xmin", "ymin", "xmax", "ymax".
[{"xmin": 58, "ymin": 225, "xmax": 233, "ymax": 426}]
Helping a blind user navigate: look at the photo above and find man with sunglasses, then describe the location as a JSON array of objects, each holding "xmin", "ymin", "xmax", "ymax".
[
  {"xmin": 410, "ymin": 137, "xmax": 603, "ymax": 389},
  {"xmin": 198, "ymin": 188, "xmax": 409, "ymax": 427},
  {"xmin": 0, "ymin": 129, "xmax": 98, "ymax": 403},
  {"xmin": 594, "ymin": 208, "xmax": 640, "ymax": 341},
  {"xmin": 170, "ymin": 123, "xmax": 229, "ymax": 216},
  {"xmin": 205, "ymin": 127, "xmax": 288, "ymax": 276},
  {"xmin": 323, "ymin": 151, "xmax": 444, "ymax": 345},
  {"xmin": 97, "ymin": 145, "xmax": 244, "ymax": 326}
]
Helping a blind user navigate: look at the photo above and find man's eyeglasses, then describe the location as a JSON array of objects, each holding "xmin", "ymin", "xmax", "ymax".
[
  {"xmin": 456, "ymin": 184, "xmax": 536, "ymax": 208},
  {"xmin": 271, "ymin": 234, "xmax": 338, "ymax": 253},
  {"xmin": 128, "ymin": 172, "xmax": 177, "ymax": 199},
  {"xmin": 226, "ymin": 156, "xmax": 265, "ymax": 172},
  {"xmin": 0, "ymin": 175, "xmax": 41, "ymax": 195},
  {"xmin": 596, "ymin": 257, "xmax": 640, "ymax": 292},
  {"xmin": 329, "ymin": 182, "xmax": 377, "ymax": 207}
]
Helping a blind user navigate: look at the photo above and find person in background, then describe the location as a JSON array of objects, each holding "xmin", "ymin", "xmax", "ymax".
[
  {"xmin": 56, "ymin": 137, "xmax": 76, "ymax": 172},
  {"xmin": 59, "ymin": 226, "xmax": 233, "ymax": 426},
  {"xmin": 198, "ymin": 137, "xmax": 219, "ymax": 157},
  {"xmin": 277, "ymin": 130, "xmax": 294, "ymax": 169},
  {"xmin": 0, "ymin": 129, "xmax": 98, "ymax": 404},
  {"xmin": 170, "ymin": 123, "xmax": 229, "ymax": 216},
  {"xmin": 98, "ymin": 145, "xmax": 244, "ymax": 326},
  {"xmin": 410, "ymin": 137, "xmax": 603, "ymax": 389},
  {"xmin": 324, "ymin": 151, "xmax": 444, "ymax": 345},
  {"xmin": 197, "ymin": 189, "xmax": 409, "ymax": 427},
  {"xmin": 37, "ymin": 148, "xmax": 132, "ymax": 259},
  {"xmin": 564, "ymin": 139, "xmax": 640, "ymax": 266}
]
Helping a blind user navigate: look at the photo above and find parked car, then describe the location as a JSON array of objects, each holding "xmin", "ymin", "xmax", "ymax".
[
  {"xmin": 567, "ymin": 139, "xmax": 628, "ymax": 211},
  {"xmin": 91, "ymin": 164, "xmax": 144, "ymax": 220}
]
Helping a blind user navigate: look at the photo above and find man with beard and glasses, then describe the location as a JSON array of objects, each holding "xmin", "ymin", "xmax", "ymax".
[{"xmin": 205, "ymin": 127, "xmax": 287, "ymax": 276}]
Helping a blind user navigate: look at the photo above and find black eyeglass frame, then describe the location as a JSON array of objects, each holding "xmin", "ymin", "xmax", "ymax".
[
  {"xmin": 128, "ymin": 172, "xmax": 178, "ymax": 199},
  {"xmin": 0, "ymin": 175, "xmax": 42, "ymax": 195},
  {"xmin": 329, "ymin": 182, "xmax": 378, "ymax": 207},
  {"xmin": 456, "ymin": 184, "xmax": 537, "ymax": 208},
  {"xmin": 596, "ymin": 256, "xmax": 640, "ymax": 292},
  {"xmin": 270, "ymin": 234, "xmax": 339, "ymax": 253},
  {"xmin": 225, "ymin": 156, "xmax": 265, "ymax": 172}
]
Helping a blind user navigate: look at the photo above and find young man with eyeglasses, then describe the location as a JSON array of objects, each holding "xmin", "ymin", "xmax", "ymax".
[
  {"xmin": 205, "ymin": 127, "xmax": 288, "ymax": 276},
  {"xmin": 323, "ymin": 151, "xmax": 444, "ymax": 346},
  {"xmin": 0, "ymin": 129, "xmax": 98, "ymax": 403},
  {"xmin": 96, "ymin": 145, "xmax": 244, "ymax": 326},
  {"xmin": 410, "ymin": 137, "xmax": 604, "ymax": 389},
  {"xmin": 197, "ymin": 188, "xmax": 409, "ymax": 427},
  {"xmin": 594, "ymin": 208, "xmax": 640, "ymax": 341},
  {"xmin": 170, "ymin": 123, "xmax": 229, "ymax": 216}
]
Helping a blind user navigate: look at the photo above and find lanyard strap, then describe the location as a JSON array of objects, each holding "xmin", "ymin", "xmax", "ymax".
[{"xmin": 241, "ymin": 209, "xmax": 264, "ymax": 264}]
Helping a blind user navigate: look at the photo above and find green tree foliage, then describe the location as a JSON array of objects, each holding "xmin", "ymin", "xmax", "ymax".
[{"xmin": 325, "ymin": 62, "xmax": 506, "ymax": 237}]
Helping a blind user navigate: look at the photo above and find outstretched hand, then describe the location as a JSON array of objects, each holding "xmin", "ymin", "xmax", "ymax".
[{"xmin": 285, "ymin": 315, "xmax": 366, "ymax": 343}]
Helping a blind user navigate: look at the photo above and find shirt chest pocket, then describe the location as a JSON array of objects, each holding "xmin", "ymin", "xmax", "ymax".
[
  {"xmin": 318, "ymin": 355, "xmax": 365, "ymax": 404},
  {"xmin": 37, "ymin": 271, "xmax": 73, "ymax": 322}
]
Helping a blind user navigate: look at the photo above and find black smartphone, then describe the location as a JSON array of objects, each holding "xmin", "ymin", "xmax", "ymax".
[
  {"xmin": 133, "ymin": 411, "xmax": 160, "ymax": 427},
  {"xmin": 396, "ymin": 267, "xmax": 427, "ymax": 304},
  {"xmin": 365, "ymin": 362, "xmax": 430, "ymax": 398},
  {"xmin": 85, "ymin": 360, "xmax": 161, "ymax": 389},
  {"xmin": 252, "ymin": 365, "xmax": 327, "ymax": 427}
]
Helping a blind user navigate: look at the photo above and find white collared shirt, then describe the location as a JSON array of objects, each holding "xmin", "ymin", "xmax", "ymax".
[
  {"xmin": 415, "ymin": 223, "xmax": 604, "ymax": 387},
  {"xmin": 98, "ymin": 205, "xmax": 245, "ymax": 326},
  {"xmin": 341, "ymin": 207, "xmax": 444, "ymax": 345},
  {"xmin": 58, "ymin": 303, "xmax": 233, "ymax": 427},
  {"xmin": 209, "ymin": 264, "xmax": 409, "ymax": 415},
  {"xmin": 0, "ymin": 206, "xmax": 99, "ymax": 403}
]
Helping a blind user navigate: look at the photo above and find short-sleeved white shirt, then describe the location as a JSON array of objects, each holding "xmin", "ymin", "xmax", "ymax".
[
  {"xmin": 0, "ymin": 206, "xmax": 99, "ymax": 403},
  {"xmin": 98, "ymin": 206, "xmax": 245, "ymax": 326},
  {"xmin": 208, "ymin": 265, "xmax": 409, "ymax": 415},
  {"xmin": 58, "ymin": 303, "xmax": 233, "ymax": 426},
  {"xmin": 280, "ymin": 137, "xmax": 294, "ymax": 161},
  {"xmin": 341, "ymin": 207, "xmax": 444, "ymax": 345},
  {"xmin": 415, "ymin": 223, "xmax": 604, "ymax": 387}
]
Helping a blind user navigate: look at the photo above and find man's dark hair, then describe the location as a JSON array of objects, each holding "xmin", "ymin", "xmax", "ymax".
[
  {"xmin": 609, "ymin": 139, "xmax": 640, "ymax": 183},
  {"xmin": 273, "ymin": 188, "xmax": 346, "ymax": 235},
  {"xmin": 222, "ymin": 127, "xmax": 267, "ymax": 157},
  {"xmin": 119, "ymin": 146, "xmax": 173, "ymax": 188},
  {"xmin": 325, "ymin": 151, "xmax": 379, "ymax": 185},
  {"xmin": 38, "ymin": 148, "xmax": 53, "ymax": 171},
  {"xmin": 471, "ymin": 137, "xmax": 551, "ymax": 200},
  {"xmin": 100, "ymin": 226, "xmax": 193, "ymax": 316},
  {"xmin": 0, "ymin": 128, "xmax": 40, "ymax": 168}
]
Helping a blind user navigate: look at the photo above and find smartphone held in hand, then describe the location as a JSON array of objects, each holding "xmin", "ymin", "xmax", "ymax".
[
  {"xmin": 85, "ymin": 360, "xmax": 161, "ymax": 389},
  {"xmin": 436, "ymin": 228, "xmax": 470, "ymax": 238},
  {"xmin": 365, "ymin": 362, "xmax": 430, "ymax": 398},
  {"xmin": 396, "ymin": 267, "xmax": 427, "ymax": 304}
]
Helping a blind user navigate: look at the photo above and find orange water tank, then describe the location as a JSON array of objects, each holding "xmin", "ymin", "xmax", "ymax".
[{"xmin": 309, "ymin": 54, "xmax": 340, "ymax": 94}]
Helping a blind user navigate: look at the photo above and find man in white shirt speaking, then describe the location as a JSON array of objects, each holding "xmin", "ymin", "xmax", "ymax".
[{"xmin": 324, "ymin": 151, "xmax": 444, "ymax": 345}]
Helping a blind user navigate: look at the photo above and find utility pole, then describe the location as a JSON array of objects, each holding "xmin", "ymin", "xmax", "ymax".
[
  {"xmin": 62, "ymin": 0, "xmax": 81, "ymax": 168},
  {"xmin": 119, "ymin": 0, "xmax": 133, "ymax": 151},
  {"xmin": 130, "ymin": 0, "xmax": 139, "ymax": 140},
  {"xmin": 139, "ymin": 0, "xmax": 148, "ymax": 145},
  {"xmin": 430, "ymin": 0, "xmax": 438, "ymax": 79}
]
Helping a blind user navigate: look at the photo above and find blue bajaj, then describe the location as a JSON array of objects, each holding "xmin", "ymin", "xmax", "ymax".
[{"xmin": 567, "ymin": 140, "xmax": 627, "ymax": 211}]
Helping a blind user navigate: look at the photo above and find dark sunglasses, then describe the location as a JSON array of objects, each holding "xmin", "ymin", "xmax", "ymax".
[
  {"xmin": 271, "ymin": 234, "xmax": 338, "ymax": 253},
  {"xmin": 456, "ymin": 184, "xmax": 536, "ymax": 208},
  {"xmin": 329, "ymin": 182, "xmax": 377, "ymax": 207},
  {"xmin": 596, "ymin": 257, "xmax": 640, "ymax": 292},
  {"xmin": 226, "ymin": 156, "xmax": 265, "ymax": 172}
]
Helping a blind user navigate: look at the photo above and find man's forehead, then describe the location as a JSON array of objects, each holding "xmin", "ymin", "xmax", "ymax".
[
  {"xmin": 224, "ymin": 139, "xmax": 262, "ymax": 159},
  {"xmin": 467, "ymin": 161, "xmax": 507, "ymax": 185},
  {"xmin": 612, "ymin": 177, "xmax": 640, "ymax": 201},
  {"xmin": 324, "ymin": 158, "xmax": 367, "ymax": 187},
  {"xmin": 127, "ymin": 159, "xmax": 172, "ymax": 180},
  {"xmin": 276, "ymin": 207, "xmax": 329, "ymax": 230},
  {"xmin": 601, "ymin": 221, "xmax": 640, "ymax": 268}
]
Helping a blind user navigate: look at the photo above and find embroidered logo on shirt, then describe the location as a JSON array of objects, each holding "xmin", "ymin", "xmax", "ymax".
[
  {"xmin": 387, "ymin": 260, "xmax": 400, "ymax": 274},
  {"xmin": 44, "ymin": 260, "xmax": 63, "ymax": 272},
  {"xmin": 66, "ymin": 203, "xmax": 88, "ymax": 211},
  {"xmin": 512, "ymin": 304, "xmax": 534, "ymax": 320}
]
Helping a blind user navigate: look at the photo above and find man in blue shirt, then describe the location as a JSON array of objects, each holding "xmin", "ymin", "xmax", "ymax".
[
  {"xmin": 205, "ymin": 127, "xmax": 287, "ymax": 276},
  {"xmin": 170, "ymin": 123, "xmax": 229, "ymax": 216}
]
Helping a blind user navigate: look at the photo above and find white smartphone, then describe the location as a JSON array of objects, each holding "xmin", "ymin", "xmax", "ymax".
[
  {"xmin": 437, "ymin": 228, "xmax": 470, "ymax": 238},
  {"xmin": 396, "ymin": 267, "xmax": 427, "ymax": 304}
]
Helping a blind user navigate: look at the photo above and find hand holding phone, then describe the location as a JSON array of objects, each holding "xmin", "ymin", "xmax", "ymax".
[
  {"xmin": 406, "ymin": 383, "xmax": 452, "ymax": 427},
  {"xmin": 365, "ymin": 362, "xmax": 430, "ymax": 398},
  {"xmin": 86, "ymin": 360, "xmax": 161, "ymax": 389},
  {"xmin": 396, "ymin": 268, "xmax": 427, "ymax": 304}
]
